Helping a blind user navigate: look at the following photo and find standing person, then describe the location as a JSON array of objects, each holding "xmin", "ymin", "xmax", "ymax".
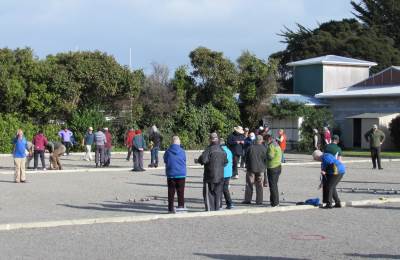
[
  {"xmin": 32, "ymin": 130, "xmax": 48, "ymax": 170},
  {"xmin": 323, "ymin": 127, "xmax": 332, "ymax": 147},
  {"xmin": 277, "ymin": 129, "xmax": 287, "ymax": 163},
  {"xmin": 132, "ymin": 129, "xmax": 146, "ymax": 172},
  {"xmin": 12, "ymin": 129, "xmax": 29, "ymax": 183},
  {"xmin": 220, "ymin": 138, "xmax": 234, "ymax": 209},
  {"xmin": 364, "ymin": 124, "xmax": 385, "ymax": 170},
  {"xmin": 124, "ymin": 128, "xmax": 135, "ymax": 161},
  {"xmin": 313, "ymin": 129, "xmax": 321, "ymax": 150},
  {"xmin": 164, "ymin": 136, "xmax": 187, "ymax": 213},
  {"xmin": 313, "ymin": 150, "xmax": 345, "ymax": 209},
  {"xmin": 197, "ymin": 133, "xmax": 227, "ymax": 211},
  {"xmin": 322, "ymin": 135, "xmax": 343, "ymax": 204},
  {"xmin": 227, "ymin": 126, "xmax": 245, "ymax": 179},
  {"xmin": 58, "ymin": 127, "xmax": 73, "ymax": 156},
  {"xmin": 94, "ymin": 127, "xmax": 107, "ymax": 168},
  {"xmin": 265, "ymin": 133, "xmax": 282, "ymax": 207},
  {"xmin": 103, "ymin": 128, "xmax": 112, "ymax": 167},
  {"xmin": 243, "ymin": 135, "xmax": 267, "ymax": 205},
  {"xmin": 47, "ymin": 141, "xmax": 66, "ymax": 170},
  {"xmin": 149, "ymin": 125, "xmax": 162, "ymax": 168},
  {"xmin": 25, "ymin": 141, "xmax": 33, "ymax": 169},
  {"xmin": 240, "ymin": 128, "xmax": 250, "ymax": 168},
  {"xmin": 324, "ymin": 135, "xmax": 342, "ymax": 161},
  {"xmin": 83, "ymin": 127, "xmax": 94, "ymax": 161}
]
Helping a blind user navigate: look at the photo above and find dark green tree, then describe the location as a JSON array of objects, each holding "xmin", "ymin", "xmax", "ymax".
[
  {"xmin": 189, "ymin": 47, "xmax": 240, "ymax": 122},
  {"xmin": 351, "ymin": 0, "xmax": 400, "ymax": 48},
  {"xmin": 237, "ymin": 51, "xmax": 279, "ymax": 127}
]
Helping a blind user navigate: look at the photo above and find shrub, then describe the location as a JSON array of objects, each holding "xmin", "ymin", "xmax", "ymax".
[{"xmin": 0, "ymin": 113, "xmax": 60, "ymax": 153}]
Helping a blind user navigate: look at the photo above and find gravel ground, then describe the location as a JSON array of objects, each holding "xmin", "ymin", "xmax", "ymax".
[
  {"xmin": 0, "ymin": 202, "xmax": 399, "ymax": 259},
  {"xmin": 0, "ymin": 153, "xmax": 399, "ymax": 224}
]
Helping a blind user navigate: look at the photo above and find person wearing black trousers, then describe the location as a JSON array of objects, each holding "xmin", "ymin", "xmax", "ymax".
[
  {"xmin": 313, "ymin": 150, "xmax": 346, "ymax": 208},
  {"xmin": 197, "ymin": 133, "xmax": 228, "ymax": 211},
  {"xmin": 364, "ymin": 124, "xmax": 385, "ymax": 170},
  {"xmin": 227, "ymin": 126, "xmax": 245, "ymax": 179},
  {"xmin": 164, "ymin": 136, "xmax": 187, "ymax": 213},
  {"xmin": 264, "ymin": 133, "xmax": 282, "ymax": 207}
]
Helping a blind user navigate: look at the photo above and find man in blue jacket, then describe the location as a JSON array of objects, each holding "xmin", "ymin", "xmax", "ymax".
[
  {"xmin": 313, "ymin": 150, "xmax": 346, "ymax": 209},
  {"xmin": 220, "ymin": 138, "xmax": 233, "ymax": 209},
  {"xmin": 164, "ymin": 136, "xmax": 187, "ymax": 213}
]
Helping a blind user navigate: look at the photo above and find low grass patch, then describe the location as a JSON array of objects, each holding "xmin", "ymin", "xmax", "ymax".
[{"xmin": 343, "ymin": 150, "xmax": 400, "ymax": 158}]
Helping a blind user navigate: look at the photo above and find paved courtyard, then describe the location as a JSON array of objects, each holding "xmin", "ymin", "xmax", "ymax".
[{"xmin": 0, "ymin": 151, "xmax": 399, "ymax": 259}]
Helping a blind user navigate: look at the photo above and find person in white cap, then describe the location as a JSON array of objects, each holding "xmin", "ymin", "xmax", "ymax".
[
  {"xmin": 83, "ymin": 127, "xmax": 94, "ymax": 161},
  {"xmin": 364, "ymin": 124, "xmax": 385, "ymax": 170},
  {"xmin": 227, "ymin": 126, "xmax": 245, "ymax": 179}
]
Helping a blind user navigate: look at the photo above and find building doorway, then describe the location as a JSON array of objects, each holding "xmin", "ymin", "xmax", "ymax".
[{"xmin": 353, "ymin": 118, "xmax": 362, "ymax": 148}]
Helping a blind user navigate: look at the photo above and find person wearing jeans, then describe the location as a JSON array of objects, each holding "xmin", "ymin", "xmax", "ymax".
[
  {"xmin": 164, "ymin": 136, "xmax": 186, "ymax": 213},
  {"xmin": 32, "ymin": 130, "xmax": 48, "ymax": 170},
  {"xmin": 149, "ymin": 125, "xmax": 162, "ymax": 168},
  {"xmin": 265, "ymin": 133, "xmax": 282, "ymax": 207}
]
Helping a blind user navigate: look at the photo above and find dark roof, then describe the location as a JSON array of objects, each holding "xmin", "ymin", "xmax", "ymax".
[{"xmin": 353, "ymin": 66, "xmax": 400, "ymax": 87}]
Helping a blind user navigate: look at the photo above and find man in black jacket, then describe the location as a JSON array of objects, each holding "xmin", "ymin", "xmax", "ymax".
[
  {"xmin": 197, "ymin": 133, "xmax": 228, "ymax": 211},
  {"xmin": 227, "ymin": 126, "xmax": 245, "ymax": 179},
  {"xmin": 243, "ymin": 135, "xmax": 267, "ymax": 204}
]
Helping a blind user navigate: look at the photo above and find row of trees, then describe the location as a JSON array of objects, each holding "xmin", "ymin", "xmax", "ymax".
[{"xmin": 0, "ymin": 47, "xmax": 279, "ymax": 150}]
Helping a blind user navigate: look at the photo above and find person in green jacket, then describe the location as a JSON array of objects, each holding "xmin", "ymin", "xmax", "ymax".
[
  {"xmin": 364, "ymin": 124, "xmax": 385, "ymax": 170},
  {"xmin": 264, "ymin": 133, "xmax": 282, "ymax": 207}
]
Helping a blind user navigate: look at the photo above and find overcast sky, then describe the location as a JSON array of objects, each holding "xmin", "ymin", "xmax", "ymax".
[{"xmin": 1, "ymin": 0, "xmax": 353, "ymax": 73}]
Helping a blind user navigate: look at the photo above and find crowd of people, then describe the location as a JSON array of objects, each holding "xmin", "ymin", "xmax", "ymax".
[{"xmin": 10, "ymin": 123, "xmax": 386, "ymax": 213}]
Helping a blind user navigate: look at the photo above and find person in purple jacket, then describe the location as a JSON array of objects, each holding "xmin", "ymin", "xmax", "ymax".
[
  {"xmin": 58, "ymin": 127, "xmax": 73, "ymax": 156},
  {"xmin": 163, "ymin": 136, "xmax": 187, "ymax": 213}
]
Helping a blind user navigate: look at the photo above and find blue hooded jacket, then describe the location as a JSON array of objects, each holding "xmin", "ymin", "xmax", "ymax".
[
  {"xmin": 164, "ymin": 144, "xmax": 186, "ymax": 178},
  {"xmin": 321, "ymin": 153, "xmax": 345, "ymax": 175},
  {"xmin": 221, "ymin": 145, "xmax": 233, "ymax": 178}
]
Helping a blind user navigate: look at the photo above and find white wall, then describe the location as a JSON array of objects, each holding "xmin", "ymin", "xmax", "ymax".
[
  {"xmin": 263, "ymin": 116, "xmax": 302, "ymax": 150},
  {"xmin": 323, "ymin": 65, "xmax": 370, "ymax": 92}
]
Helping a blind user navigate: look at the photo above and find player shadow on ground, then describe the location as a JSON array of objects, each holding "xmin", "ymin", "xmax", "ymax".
[
  {"xmin": 126, "ymin": 182, "xmax": 203, "ymax": 189},
  {"xmin": 57, "ymin": 198, "xmax": 206, "ymax": 214},
  {"xmin": 194, "ymin": 253, "xmax": 309, "ymax": 260},
  {"xmin": 58, "ymin": 201, "xmax": 170, "ymax": 214},
  {"xmin": 345, "ymin": 253, "xmax": 400, "ymax": 259}
]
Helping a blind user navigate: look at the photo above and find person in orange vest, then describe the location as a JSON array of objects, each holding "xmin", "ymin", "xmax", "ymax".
[{"xmin": 277, "ymin": 129, "xmax": 287, "ymax": 163}]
